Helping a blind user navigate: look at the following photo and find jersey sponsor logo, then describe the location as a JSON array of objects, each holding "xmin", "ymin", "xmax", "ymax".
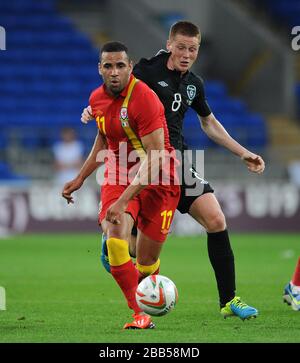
[
  {"xmin": 187, "ymin": 85, "xmax": 196, "ymax": 100},
  {"xmin": 158, "ymin": 81, "xmax": 169, "ymax": 87},
  {"xmin": 120, "ymin": 107, "xmax": 128, "ymax": 120}
]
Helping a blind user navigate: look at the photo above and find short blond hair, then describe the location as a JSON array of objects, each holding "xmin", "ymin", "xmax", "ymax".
[{"xmin": 169, "ymin": 21, "xmax": 201, "ymax": 41}]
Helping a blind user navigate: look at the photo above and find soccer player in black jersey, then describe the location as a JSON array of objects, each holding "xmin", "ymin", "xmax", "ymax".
[{"xmin": 81, "ymin": 21, "xmax": 265, "ymax": 320}]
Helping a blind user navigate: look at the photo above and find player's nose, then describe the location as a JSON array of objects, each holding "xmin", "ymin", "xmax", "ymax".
[{"xmin": 111, "ymin": 67, "xmax": 119, "ymax": 76}]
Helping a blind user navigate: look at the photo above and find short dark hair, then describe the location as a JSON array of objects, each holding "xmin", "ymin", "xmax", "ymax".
[
  {"xmin": 169, "ymin": 21, "xmax": 201, "ymax": 40},
  {"xmin": 100, "ymin": 41, "xmax": 129, "ymax": 61}
]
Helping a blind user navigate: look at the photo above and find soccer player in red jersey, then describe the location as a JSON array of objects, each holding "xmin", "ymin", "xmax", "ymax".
[{"xmin": 62, "ymin": 42, "xmax": 180, "ymax": 329}]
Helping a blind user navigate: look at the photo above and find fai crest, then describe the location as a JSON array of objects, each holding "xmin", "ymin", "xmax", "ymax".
[
  {"xmin": 120, "ymin": 107, "xmax": 128, "ymax": 120},
  {"xmin": 187, "ymin": 85, "xmax": 196, "ymax": 100}
]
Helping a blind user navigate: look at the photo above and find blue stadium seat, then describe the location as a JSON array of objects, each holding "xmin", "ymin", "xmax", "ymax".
[
  {"xmin": 21, "ymin": 134, "xmax": 42, "ymax": 150},
  {"xmin": 0, "ymin": 162, "xmax": 13, "ymax": 178},
  {"xmin": 205, "ymin": 81, "xmax": 227, "ymax": 98},
  {"xmin": 209, "ymin": 98, "xmax": 247, "ymax": 117},
  {"xmin": 244, "ymin": 114, "xmax": 268, "ymax": 149},
  {"xmin": 183, "ymin": 90, "xmax": 268, "ymax": 149},
  {"xmin": 0, "ymin": 0, "xmax": 55, "ymax": 13},
  {"xmin": 258, "ymin": 0, "xmax": 300, "ymax": 27},
  {"xmin": 183, "ymin": 108, "xmax": 215, "ymax": 149},
  {"xmin": 0, "ymin": 0, "xmax": 268, "ymax": 156},
  {"xmin": 0, "ymin": 161, "xmax": 28, "ymax": 181},
  {"xmin": 0, "ymin": 133, "xmax": 8, "ymax": 150}
]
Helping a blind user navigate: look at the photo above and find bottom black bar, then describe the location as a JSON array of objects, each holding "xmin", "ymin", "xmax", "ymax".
[{"xmin": 0, "ymin": 343, "xmax": 294, "ymax": 361}]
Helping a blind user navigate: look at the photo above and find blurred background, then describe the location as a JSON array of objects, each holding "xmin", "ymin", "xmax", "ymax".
[{"xmin": 0, "ymin": 0, "xmax": 299, "ymax": 236}]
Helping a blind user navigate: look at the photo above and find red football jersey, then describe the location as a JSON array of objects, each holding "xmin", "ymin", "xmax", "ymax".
[{"xmin": 89, "ymin": 75, "xmax": 178, "ymax": 185}]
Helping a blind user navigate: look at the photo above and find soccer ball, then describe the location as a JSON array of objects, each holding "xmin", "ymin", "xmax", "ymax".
[{"xmin": 136, "ymin": 275, "xmax": 178, "ymax": 316}]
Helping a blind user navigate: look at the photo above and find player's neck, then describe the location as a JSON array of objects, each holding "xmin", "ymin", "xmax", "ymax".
[{"xmin": 166, "ymin": 58, "xmax": 187, "ymax": 77}]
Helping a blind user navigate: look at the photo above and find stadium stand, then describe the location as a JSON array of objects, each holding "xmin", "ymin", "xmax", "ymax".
[
  {"xmin": 258, "ymin": 0, "xmax": 300, "ymax": 27},
  {"xmin": 0, "ymin": 0, "xmax": 100, "ymax": 179},
  {"xmin": 183, "ymin": 80, "xmax": 268, "ymax": 151},
  {"xmin": 0, "ymin": 0, "xmax": 269, "ymax": 180},
  {"xmin": 251, "ymin": 0, "xmax": 300, "ymax": 118}
]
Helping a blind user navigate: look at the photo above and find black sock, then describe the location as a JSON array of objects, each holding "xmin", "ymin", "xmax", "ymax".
[{"xmin": 207, "ymin": 229, "xmax": 236, "ymax": 308}]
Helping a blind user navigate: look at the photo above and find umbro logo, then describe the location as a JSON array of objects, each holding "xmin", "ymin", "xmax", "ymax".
[{"xmin": 158, "ymin": 81, "xmax": 168, "ymax": 87}]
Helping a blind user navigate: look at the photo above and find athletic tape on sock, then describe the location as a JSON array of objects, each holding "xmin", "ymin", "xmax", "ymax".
[
  {"xmin": 136, "ymin": 259, "xmax": 160, "ymax": 276},
  {"xmin": 107, "ymin": 238, "xmax": 130, "ymax": 266}
]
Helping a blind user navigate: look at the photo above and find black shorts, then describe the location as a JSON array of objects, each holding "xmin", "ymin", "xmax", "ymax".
[{"xmin": 177, "ymin": 165, "xmax": 214, "ymax": 214}]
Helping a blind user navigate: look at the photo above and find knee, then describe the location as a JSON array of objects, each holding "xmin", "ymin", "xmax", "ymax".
[
  {"xmin": 106, "ymin": 225, "xmax": 130, "ymax": 242},
  {"xmin": 205, "ymin": 212, "xmax": 226, "ymax": 233}
]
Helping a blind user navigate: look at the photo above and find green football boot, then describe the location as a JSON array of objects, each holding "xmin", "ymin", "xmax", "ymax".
[{"xmin": 221, "ymin": 296, "xmax": 258, "ymax": 320}]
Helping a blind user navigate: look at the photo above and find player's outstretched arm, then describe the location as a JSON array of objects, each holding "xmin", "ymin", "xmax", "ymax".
[
  {"xmin": 81, "ymin": 105, "xmax": 94, "ymax": 124},
  {"xmin": 198, "ymin": 113, "xmax": 265, "ymax": 174},
  {"xmin": 62, "ymin": 131, "xmax": 107, "ymax": 204}
]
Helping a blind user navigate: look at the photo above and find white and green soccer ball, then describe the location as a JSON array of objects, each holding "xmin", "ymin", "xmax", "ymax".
[{"xmin": 136, "ymin": 275, "xmax": 178, "ymax": 316}]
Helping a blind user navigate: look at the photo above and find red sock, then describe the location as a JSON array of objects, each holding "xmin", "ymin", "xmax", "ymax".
[
  {"xmin": 111, "ymin": 260, "xmax": 142, "ymax": 314},
  {"xmin": 292, "ymin": 257, "xmax": 300, "ymax": 286}
]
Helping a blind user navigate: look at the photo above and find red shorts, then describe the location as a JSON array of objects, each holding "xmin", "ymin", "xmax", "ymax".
[{"xmin": 99, "ymin": 184, "xmax": 180, "ymax": 243}]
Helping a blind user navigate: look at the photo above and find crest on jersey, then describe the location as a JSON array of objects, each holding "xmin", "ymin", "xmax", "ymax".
[
  {"xmin": 187, "ymin": 85, "xmax": 196, "ymax": 100},
  {"xmin": 120, "ymin": 107, "xmax": 128, "ymax": 120}
]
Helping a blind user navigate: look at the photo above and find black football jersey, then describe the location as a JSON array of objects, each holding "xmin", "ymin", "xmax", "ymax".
[{"xmin": 133, "ymin": 50, "xmax": 211, "ymax": 152}]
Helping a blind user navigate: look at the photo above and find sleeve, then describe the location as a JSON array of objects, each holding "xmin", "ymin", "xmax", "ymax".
[
  {"xmin": 88, "ymin": 92, "xmax": 96, "ymax": 118},
  {"xmin": 133, "ymin": 59, "xmax": 149, "ymax": 84},
  {"xmin": 191, "ymin": 77, "xmax": 212, "ymax": 117},
  {"xmin": 88, "ymin": 88, "xmax": 99, "ymax": 118},
  {"xmin": 130, "ymin": 87, "xmax": 165, "ymax": 138}
]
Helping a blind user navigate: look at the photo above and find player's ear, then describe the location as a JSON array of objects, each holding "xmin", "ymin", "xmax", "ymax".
[
  {"xmin": 98, "ymin": 62, "xmax": 102, "ymax": 76},
  {"xmin": 129, "ymin": 60, "xmax": 133, "ymax": 72},
  {"xmin": 166, "ymin": 39, "xmax": 172, "ymax": 52}
]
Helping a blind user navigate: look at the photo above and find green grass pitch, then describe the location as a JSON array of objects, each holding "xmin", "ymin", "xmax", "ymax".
[{"xmin": 0, "ymin": 233, "xmax": 299, "ymax": 343}]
